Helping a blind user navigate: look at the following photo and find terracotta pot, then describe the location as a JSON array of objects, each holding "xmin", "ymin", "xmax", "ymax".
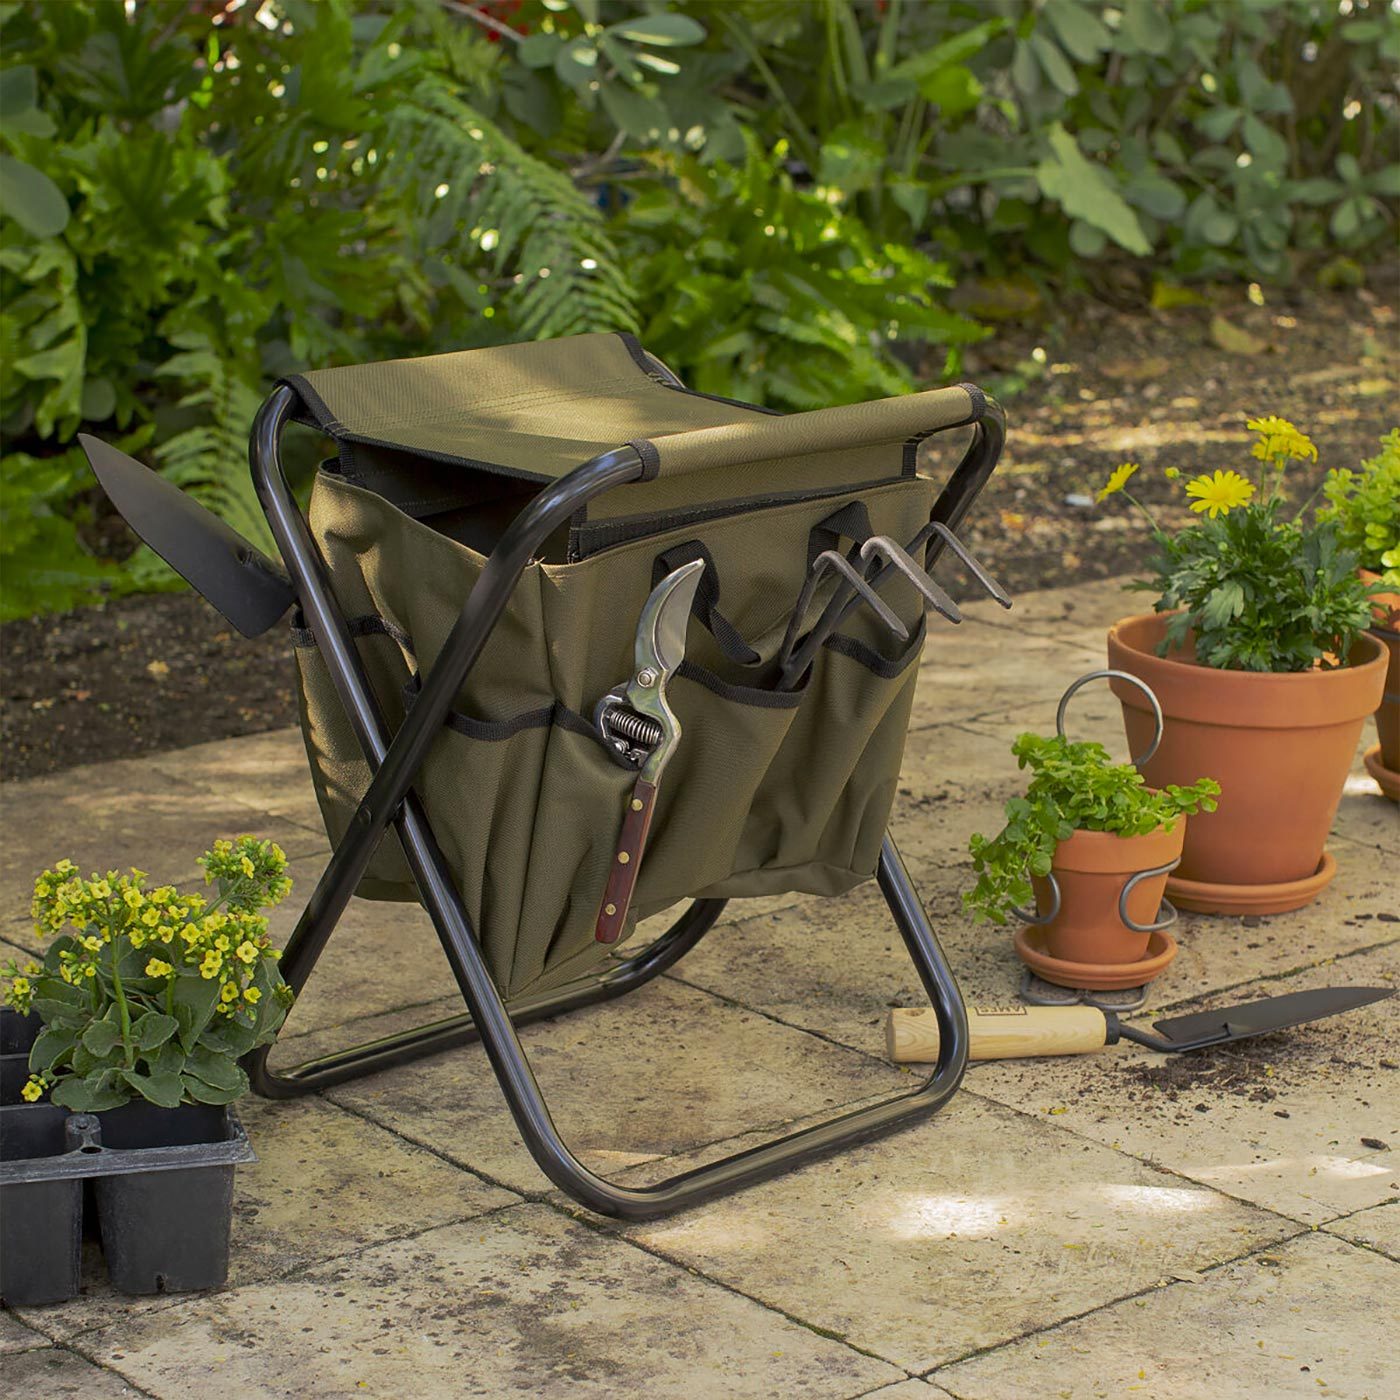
[
  {"xmin": 1106, "ymin": 613, "xmax": 1387, "ymax": 906},
  {"xmin": 1029, "ymin": 818, "xmax": 1185, "ymax": 966},
  {"xmin": 1360, "ymin": 570, "xmax": 1400, "ymax": 772}
]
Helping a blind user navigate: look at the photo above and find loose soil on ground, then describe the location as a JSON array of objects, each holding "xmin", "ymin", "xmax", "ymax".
[{"xmin": 4, "ymin": 276, "xmax": 1396, "ymax": 781}]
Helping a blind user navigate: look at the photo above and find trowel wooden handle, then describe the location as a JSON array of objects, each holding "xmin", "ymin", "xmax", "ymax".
[
  {"xmin": 595, "ymin": 778, "xmax": 658, "ymax": 944},
  {"xmin": 887, "ymin": 1004, "xmax": 1114, "ymax": 1062}
]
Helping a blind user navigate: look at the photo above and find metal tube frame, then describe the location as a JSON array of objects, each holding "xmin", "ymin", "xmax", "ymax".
[{"xmin": 243, "ymin": 382, "xmax": 1003, "ymax": 1219}]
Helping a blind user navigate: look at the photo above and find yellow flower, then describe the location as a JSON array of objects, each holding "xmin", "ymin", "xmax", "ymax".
[
  {"xmin": 1186, "ymin": 469, "xmax": 1256, "ymax": 518},
  {"xmin": 1247, "ymin": 415, "xmax": 1316, "ymax": 467},
  {"xmin": 21, "ymin": 1078, "xmax": 44, "ymax": 1103},
  {"xmin": 81, "ymin": 935, "xmax": 103, "ymax": 953},
  {"xmin": 1097, "ymin": 462, "xmax": 1139, "ymax": 502},
  {"xmin": 236, "ymin": 941, "xmax": 259, "ymax": 965},
  {"xmin": 1163, "ymin": 467, "xmax": 1180, "ymax": 480},
  {"xmin": 11, "ymin": 977, "xmax": 29, "ymax": 998},
  {"xmin": 240, "ymin": 855, "xmax": 255, "ymax": 877},
  {"xmin": 145, "ymin": 958, "xmax": 173, "ymax": 978},
  {"xmin": 244, "ymin": 986, "xmax": 262, "ymax": 1004},
  {"xmin": 220, "ymin": 982, "xmax": 239, "ymax": 1003},
  {"xmin": 141, "ymin": 907, "xmax": 161, "ymax": 927},
  {"xmin": 200, "ymin": 949, "xmax": 223, "ymax": 979},
  {"xmin": 123, "ymin": 888, "xmax": 145, "ymax": 910}
]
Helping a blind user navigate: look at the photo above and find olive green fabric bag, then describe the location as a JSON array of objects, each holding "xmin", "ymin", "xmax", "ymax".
[{"xmin": 283, "ymin": 332, "xmax": 983, "ymax": 1000}]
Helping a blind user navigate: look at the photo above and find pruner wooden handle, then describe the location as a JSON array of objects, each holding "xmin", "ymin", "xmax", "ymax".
[
  {"xmin": 887, "ymin": 1004, "xmax": 1113, "ymax": 1062},
  {"xmin": 595, "ymin": 778, "xmax": 658, "ymax": 944}
]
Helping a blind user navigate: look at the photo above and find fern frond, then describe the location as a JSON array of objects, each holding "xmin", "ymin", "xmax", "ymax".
[{"xmin": 383, "ymin": 78, "xmax": 639, "ymax": 340}]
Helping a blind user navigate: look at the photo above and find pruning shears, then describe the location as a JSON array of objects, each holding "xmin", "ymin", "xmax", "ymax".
[{"xmin": 592, "ymin": 558, "xmax": 705, "ymax": 944}]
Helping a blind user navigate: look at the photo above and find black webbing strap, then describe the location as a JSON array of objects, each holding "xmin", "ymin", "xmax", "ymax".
[
  {"xmin": 806, "ymin": 500, "xmax": 875, "ymax": 570},
  {"xmin": 652, "ymin": 540, "xmax": 761, "ymax": 666}
]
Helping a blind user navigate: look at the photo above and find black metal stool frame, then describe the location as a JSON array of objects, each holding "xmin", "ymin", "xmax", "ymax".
[{"xmin": 244, "ymin": 381, "xmax": 1004, "ymax": 1220}]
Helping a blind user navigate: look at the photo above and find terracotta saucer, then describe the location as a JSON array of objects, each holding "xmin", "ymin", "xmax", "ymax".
[
  {"xmin": 1013, "ymin": 926, "xmax": 1178, "ymax": 991},
  {"xmin": 1363, "ymin": 743, "xmax": 1400, "ymax": 803},
  {"xmin": 1165, "ymin": 850, "xmax": 1337, "ymax": 916}
]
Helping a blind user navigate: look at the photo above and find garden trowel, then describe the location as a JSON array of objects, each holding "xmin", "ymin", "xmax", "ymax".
[
  {"xmin": 886, "ymin": 986, "xmax": 1393, "ymax": 1063},
  {"xmin": 78, "ymin": 434, "xmax": 295, "ymax": 638}
]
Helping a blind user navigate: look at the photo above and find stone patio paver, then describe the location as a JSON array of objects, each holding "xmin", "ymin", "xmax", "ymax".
[
  {"xmin": 2, "ymin": 1346, "xmax": 148, "ymax": 1398},
  {"xmin": 1322, "ymin": 1200, "xmax": 1400, "ymax": 1261},
  {"xmin": 66, "ymin": 1204, "xmax": 904, "ymax": 1399},
  {"xmin": 625, "ymin": 1091, "xmax": 1295, "ymax": 1374},
  {"xmin": 931, "ymin": 1231, "xmax": 1398, "ymax": 1400},
  {"xmin": 0, "ymin": 1310, "xmax": 48, "ymax": 1354},
  {"xmin": 324, "ymin": 973, "xmax": 910, "ymax": 1195}
]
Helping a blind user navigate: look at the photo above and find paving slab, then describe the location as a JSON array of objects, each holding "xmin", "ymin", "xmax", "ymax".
[
  {"xmin": 953, "ymin": 577, "xmax": 1142, "ymax": 646},
  {"xmin": 0, "ymin": 1311, "xmax": 49, "ymax": 1353},
  {"xmin": 17, "ymin": 1095, "xmax": 517, "ymax": 1344},
  {"xmin": 911, "ymin": 628, "xmax": 1104, "ymax": 730},
  {"xmin": 72, "ymin": 1205, "xmax": 903, "ymax": 1400},
  {"xmin": 626, "ymin": 1092, "xmax": 1292, "ymax": 1374},
  {"xmin": 931, "ymin": 1231, "xmax": 1399, "ymax": 1400},
  {"xmin": 0, "ymin": 759, "xmax": 327, "ymax": 953},
  {"xmin": 265, "ymin": 854, "xmax": 457, "ymax": 1039},
  {"xmin": 0, "ymin": 1346, "xmax": 148, "ymax": 1398},
  {"xmin": 1322, "ymin": 1201, "xmax": 1400, "ymax": 1261},
  {"xmin": 326, "ymin": 973, "xmax": 907, "ymax": 1196},
  {"xmin": 144, "ymin": 726, "xmax": 325, "ymax": 837},
  {"xmin": 963, "ymin": 940, "xmax": 1400, "ymax": 1226}
]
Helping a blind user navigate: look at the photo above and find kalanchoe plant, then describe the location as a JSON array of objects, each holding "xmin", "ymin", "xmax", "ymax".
[
  {"xmin": 0, "ymin": 837, "xmax": 294, "ymax": 1112},
  {"xmin": 1099, "ymin": 418, "xmax": 1377, "ymax": 673},
  {"xmin": 1318, "ymin": 428, "xmax": 1400, "ymax": 591},
  {"xmin": 963, "ymin": 733, "xmax": 1219, "ymax": 927}
]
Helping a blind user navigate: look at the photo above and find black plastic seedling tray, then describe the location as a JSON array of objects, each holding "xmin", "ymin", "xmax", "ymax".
[{"xmin": 0, "ymin": 1017, "xmax": 255, "ymax": 1305}]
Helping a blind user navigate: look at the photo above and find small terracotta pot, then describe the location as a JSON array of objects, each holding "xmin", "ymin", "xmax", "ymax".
[
  {"xmin": 1360, "ymin": 570, "xmax": 1400, "ymax": 772},
  {"xmin": 1107, "ymin": 613, "xmax": 1387, "ymax": 906},
  {"xmin": 1029, "ymin": 818, "xmax": 1185, "ymax": 966}
]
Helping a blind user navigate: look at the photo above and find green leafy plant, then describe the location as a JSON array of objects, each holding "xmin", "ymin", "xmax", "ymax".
[
  {"xmin": 964, "ymin": 732, "xmax": 1219, "ymax": 926},
  {"xmin": 1318, "ymin": 428, "xmax": 1400, "ymax": 588},
  {"xmin": 2, "ymin": 837, "xmax": 295, "ymax": 1112},
  {"xmin": 1101, "ymin": 418, "xmax": 1377, "ymax": 672}
]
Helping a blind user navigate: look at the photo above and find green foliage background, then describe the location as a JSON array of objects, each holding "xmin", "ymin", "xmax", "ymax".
[{"xmin": 1, "ymin": 0, "xmax": 1396, "ymax": 618}]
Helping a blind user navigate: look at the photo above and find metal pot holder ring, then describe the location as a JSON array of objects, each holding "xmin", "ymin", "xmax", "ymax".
[{"xmin": 1014, "ymin": 670, "xmax": 1176, "ymax": 1014}]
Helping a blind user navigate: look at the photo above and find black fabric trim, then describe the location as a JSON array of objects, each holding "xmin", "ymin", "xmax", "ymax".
[
  {"xmin": 675, "ymin": 658, "xmax": 805, "ymax": 709},
  {"xmin": 280, "ymin": 374, "xmax": 343, "ymax": 435},
  {"xmin": 653, "ymin": 540, "xmax": 761, "ymax": 667},
  {"xmin": 900, "ymin": 383, "xmax": 987, "ymax": 476},
  {"xmin": 824, "ymin": 615, "xmax": 927, "ymax": 680},
  {"xmin": 615, "ymin": 333, "xmax": 781, "ymax": 416},
  {"xmin": 628, "ymin": 438, "xmax": 661, "ymax": 482},
  {"xmin": 290, "ymin": 613, "xmax": 413, "ymax": 652}
]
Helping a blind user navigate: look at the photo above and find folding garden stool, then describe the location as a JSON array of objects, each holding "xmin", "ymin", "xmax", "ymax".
[{"xmin": 81, "ymin": 331, "xmax": 1006, "ymax": 1220}]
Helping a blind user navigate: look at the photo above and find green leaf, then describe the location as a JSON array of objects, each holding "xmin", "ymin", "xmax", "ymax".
[
  {"xmin": 131, "ymin": 1010, "xmax": 179, "ymax": 1052},
  {"xmin": 29, "ymin": 1025, "xmax": 78, "ymax": 1074},
  {"xmin": 120, "ymin": 1068, "xmax": 184, "ymax": 1108},
  {"xmin": 172, "ymin": 972, "xmax": 221, "ymax": 1051},
  {"xmin": 1125, "ymin": 172, "xmax": 1186, "ymax": 220},
  {"xmin": 0, "ymin": 64, "xmax": 36, "ymax": 117},
  {"xmin": 1196, "ymin": 106, "xmax": 1241, "ymax": 142},
  {"xmin": 1119, "ymin": 0, "xmax": 1172, "ymax": 56},
  {"xmin": 1369, "ymin": 165, "xmax": 1400, "ymax": 198},
  {"xmin": 184, "ymin": 1044, "xmax": 245, "ymax": 1091},
  {"xmin": 1202, "ymin": 580, "xmax": 1246, "ymax": 628},
  {"xmin": 598, "ymin": 83, "xmax": 668, "ymax": 143},
  {"xmin": 517, "ymin": 33, "xmax": 563, "ymax": 70},
  {"xmin": 81, "ymin": 1019, "xmax": 122, "ymax": 1058},
  {"xmin": 1242, "ymin": 114, "xmax": 1287, "ymax": 168},
  {"xmin": 1035, "ymin": 124, "xmax": 1150, "ymax": 255},
  {"xmin": 1029, "ymin": 32, "xmax": 1079, "ymax": 98},
  {"xmin": 0, "ymin": 154, "xmax": 70, "ymax": 238},
  {"xmin": 606, "ymin": 14, "xmax": 706, "ymax": 47},
  {"xmin": 1044, "ymin": 0, "xmax": 1112, "ymax": 63},
  {"xmin": 51, "ymin": 1074, "xmax": 129, "ymax": 1112},
  {"xmin": 180, "ymin": 1072, "xmax": 244, "ymax": 1105}
]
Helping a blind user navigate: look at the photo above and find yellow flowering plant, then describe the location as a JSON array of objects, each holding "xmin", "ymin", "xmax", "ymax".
[
  {"xmin": 0, "ymin": 837, "xmax": 294, "ymax": 1112},
  {"xmin": 1098, "ymin": 417, "xmax": 1376, "ymax": 672}
]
